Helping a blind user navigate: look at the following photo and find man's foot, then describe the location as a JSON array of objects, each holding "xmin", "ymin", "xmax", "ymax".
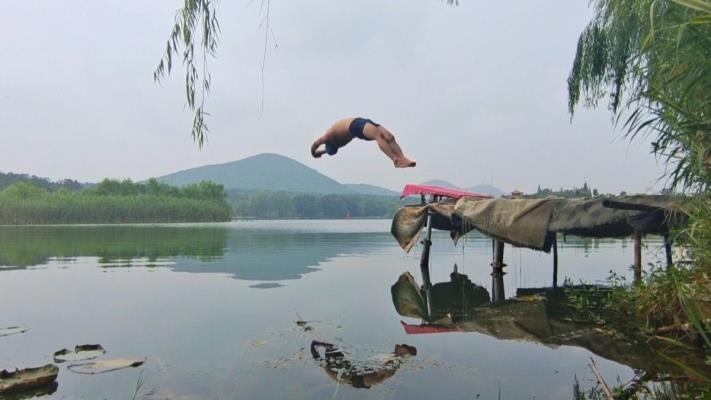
[{"xmin": 394, "ymin": 158, "xmax": 416, "ymax": 168}]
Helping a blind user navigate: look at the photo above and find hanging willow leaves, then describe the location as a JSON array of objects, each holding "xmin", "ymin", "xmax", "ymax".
[
  {"xmin": 154, "ymin": 0, "xmax": 220, "ymax": 148},
  {"xmin": 568, "ymin": 0, "xmax": 711, "ymax": 192}
]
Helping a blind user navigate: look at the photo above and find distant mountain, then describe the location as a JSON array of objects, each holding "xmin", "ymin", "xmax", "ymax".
[
  {"xmin": 421, "ymin": 179, "xmax": 504, "ymax": 197},
  {"xmin": 420, "ymin": 179, "xmax": 461, "ymax": 189},
  {"xmin": 156, "ymin": 153, "xmax": 353, "ymax": 195},
  {"xmin": 466, "ymin": 184, "xmax": 505, "ymax": 197},
  {"xmin": 345, "ymin": 184, "xmax": 399, "ymax": 197}
]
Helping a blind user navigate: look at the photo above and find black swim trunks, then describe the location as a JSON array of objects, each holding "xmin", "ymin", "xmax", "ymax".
[{"xmin": 348, "ymin": 117, "xmax": 379, "ymax": 141}]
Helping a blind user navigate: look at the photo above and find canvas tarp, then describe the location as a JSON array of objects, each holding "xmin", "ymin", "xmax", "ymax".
[{"xmin": 391, "ymin": 195, "xmax": 684, "ymax": 252}]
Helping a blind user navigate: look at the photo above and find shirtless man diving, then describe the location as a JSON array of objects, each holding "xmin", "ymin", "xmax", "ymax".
[{"xmin": 311, "ymin": 117, "xmax": 416, "ymax": 168}]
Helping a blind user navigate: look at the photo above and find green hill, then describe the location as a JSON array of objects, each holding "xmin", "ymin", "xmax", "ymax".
[
  {"xmin": 156, "ymin": 153, "xmax": 353, "ymax": 195},
  {"xmin": 466, "ymin": 184, "xmax": 504, "ymax": 197},
  {"xmin": 421, "ymin": 179, "xmax": 505, "ymax": 197}
]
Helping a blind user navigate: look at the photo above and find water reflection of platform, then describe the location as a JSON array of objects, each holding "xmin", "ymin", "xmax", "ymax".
[{"xmin": 391, "ymin": 271, "xmax": 709, "ymax": 377}]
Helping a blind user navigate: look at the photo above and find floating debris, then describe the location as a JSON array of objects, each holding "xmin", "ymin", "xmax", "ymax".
[
  {"xmin": 295, "ymin": 320, "xmax": 314, "ymax": 331},
  {"xmin": 67, "ymin": 358, "xmax": 145, "ymax": 375},
  {"xmin": 0, "ymin": 327, "xmax": 29, "ymax": 338},
  {"xmin": 249, "ymin": 340, "xmax": 269, "ymax": 348},
  {"xmin": 249, "ymin": 283, "xmax": 284, "ymax": 289},
  {"xmin": 294, "ymin": 311, "xmax": 319, "ymax": 332},
  {"xmin": 54, "ymin": 344, "xmax": 106, "ymax": 363},
  {"xmin": 0, "ymin": 364, "xmax": 59, "ymax": 396}
]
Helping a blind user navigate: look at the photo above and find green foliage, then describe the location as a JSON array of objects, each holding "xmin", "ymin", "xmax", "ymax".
[
  {"xmin": 568, "ymin": 7, "xmax": 711, "ymax": 393},
  {"xmin": 0, "ymin": 180, "xmax": 231, "ymax": 224},
  {"xmin": 230, "ymin": 190, "xmax": 403, "ymax": 219},
  {"xmin": 154, "ymin": 0, "xmax": 220, "ymax": 148},
  {"xmin": 568, "ymin": 0, "xmax": 711, "ymax": 191},
  {"xmin": 0, "ymin": 171, "xmax": 83, "ymax": 191},
  {"xmin": 566, "ymin": 267, "xmax": 709, "ymax": 336},
  {"xmin": 528, "ymin": 182, "xmax": 597, "ymax": 198},
  {"xmin": 683, "ymin": 196, "xmax": 711, "ymax": 266}
]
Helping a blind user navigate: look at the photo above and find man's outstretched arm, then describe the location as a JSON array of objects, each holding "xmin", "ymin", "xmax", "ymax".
[{"xmin": 311, "ymin": 137, "xmax": 326, "ymax": 158}]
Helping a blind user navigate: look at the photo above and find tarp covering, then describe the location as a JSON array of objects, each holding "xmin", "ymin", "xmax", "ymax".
[
  {"xmin": 392, "ymin": 195, "xmax": 684, "ymax": 252},
  {"xmin": 400, "ymin": 184, "xmax": 493, "ymax": 200}
]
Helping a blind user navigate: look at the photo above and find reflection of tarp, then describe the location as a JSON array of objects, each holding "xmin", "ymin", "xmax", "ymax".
[
  {"xmin": 400, "ymin": 321, "xmax": 460, "ymax": 334},
  {"xmin": 391, "ymin": 272, "xmax": 428, "ymax": 319},
  {"xmin": 391, "ymin": 271, "xmax": 490, "ymax": 322},
  {"xmin": 392, "ymin": 195, "xmax": 684, "ymax": 252},
  {"xmin": 391, "ymin": 272, "xmax": 708, "ymax": 375}
]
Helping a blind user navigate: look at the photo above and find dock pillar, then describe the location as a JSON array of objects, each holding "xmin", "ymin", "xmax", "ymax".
[
  {"xmin": 633, "ymin": 231, "xmax": 642, "ymax": 283},
  {"xmin": 491, "ymin": 240, "xmax": 506, "ymax": 303},
  {"xmin": 419, "ymin": 210, "xmax": 433, "ymax": 290},
  {"xmin": 552, "ymin": 235, "xmax": 559, "ymax": 289},
  {"xmin": 663, "ymin": 233, "xmax": 673, "ymax": 269}
]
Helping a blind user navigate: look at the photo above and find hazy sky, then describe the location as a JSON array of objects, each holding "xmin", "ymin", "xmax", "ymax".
[{"xmin": 0, "ymin": 1, "xmax": 664, "ymax": 193}]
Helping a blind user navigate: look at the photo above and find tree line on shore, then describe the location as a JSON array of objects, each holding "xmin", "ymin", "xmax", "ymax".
[
  {"xmin": 0, "ymin": 178, "xmax": 231, "ymax": 224},
  {"xmin": 0, "ymin": 175, "xmax": 405, "ymax": 223},
  {"xmin": 229, "ymin": 190, "xmax": 402, "ymax": 219}
]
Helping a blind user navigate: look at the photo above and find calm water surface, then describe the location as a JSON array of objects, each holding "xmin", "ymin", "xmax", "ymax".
[{"xmin": 0, "ymin": 220, "xmax": 669, "ymax": 399}]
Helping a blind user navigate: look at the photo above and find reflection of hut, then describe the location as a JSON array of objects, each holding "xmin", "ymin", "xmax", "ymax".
[
  {"xmin": 393, "ymin": 189, "xmax": 687, "ymax": 300},
  {"xmin": 390, "ymin": 272, "xmax": 709, "ymax": 377},
  {"xmin": 391, "ymin": 269, "xmax": 489, "ymax": 323}
]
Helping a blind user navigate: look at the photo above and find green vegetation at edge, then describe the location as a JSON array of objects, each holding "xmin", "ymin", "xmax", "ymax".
[
  {"xmin": 567, "ymin": 0, "xmax": 711, "ymax": 397},
  {"xmin": 0, "ymin": 179, "xmax": 231, "ymax": 224},
  {"xmin": 527, "ymin": 182, "xmax": 598, "ymax": 199}
]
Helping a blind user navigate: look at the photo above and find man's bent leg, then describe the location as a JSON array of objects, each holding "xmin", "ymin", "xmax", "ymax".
[{"xmin": 377, "ymin": 127, "xmax": 415, "ymax": 168}]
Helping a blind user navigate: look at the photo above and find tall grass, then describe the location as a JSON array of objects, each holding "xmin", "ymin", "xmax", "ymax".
[{"xmin": 0, "ymin": 181, "xmax": 232, "ymax": 224}]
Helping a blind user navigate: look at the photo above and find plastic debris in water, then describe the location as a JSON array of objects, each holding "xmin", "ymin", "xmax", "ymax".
[
  {"xmin": 54, "ymin": 344, "xmax": 106, "ymax": 363},
  {"xmin": 0, "ymin": 326, "xmax": 30, "ymax": 338},
  {"xmin": 67, "ymin": 358, "xmax": 145, "ymax": 375},
  {"xmin": 0, "ymin": 364, "xmax": 59, "ymax": 395}
]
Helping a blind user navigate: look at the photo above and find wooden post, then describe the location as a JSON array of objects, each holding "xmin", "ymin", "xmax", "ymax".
[
  {"xmin": 552, "ymin": 235, "xmax": 559, "ymax": 289},
  {"xmin": 663, "ymin": 233, "xmax": 673, "ymax": 269},
  {"xmin": 633, "ymin": 231, "xmax": 642, "ymax": 283},
  {"xmin": 419, "ymin": 210, "xmax": 433, "ymax": 290},
  {"xmin": 491, "ymin": 240, "xmax": 506, "ymax": 303}
]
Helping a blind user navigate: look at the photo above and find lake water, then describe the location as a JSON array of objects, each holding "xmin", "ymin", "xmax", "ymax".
[{"xmin": 0, "ymin": 220, "xmax": 670, "ymax": 399}]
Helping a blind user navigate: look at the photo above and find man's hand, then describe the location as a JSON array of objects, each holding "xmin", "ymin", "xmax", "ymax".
[{"xmin": 311, "ymin": 138, "xmax": 325, "ymax": 158}]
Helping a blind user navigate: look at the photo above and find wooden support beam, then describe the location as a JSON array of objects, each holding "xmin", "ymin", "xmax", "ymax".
[
  {"xmin": 633, "ymin": 231, "xmax": 642, "ymax": 283},
  {"xmin": 552, "ymin": 235, "xmax": 559, "ymax": 289},
  {"xmin": 663, "ymin": 233, "xmax": 673, "ymax": 269},
  {"xmin": 419, "ymin": 210, "xmax": 433, "ymax": 290},
  {"xmin": 491, "ymin": 240, "xmax": 506, "ymax": 303}
]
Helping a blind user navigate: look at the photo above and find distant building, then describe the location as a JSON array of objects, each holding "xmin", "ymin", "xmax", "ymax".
[{"xmin": 509, "ymin": 189, "xmax": 523, "ymax": 199}]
